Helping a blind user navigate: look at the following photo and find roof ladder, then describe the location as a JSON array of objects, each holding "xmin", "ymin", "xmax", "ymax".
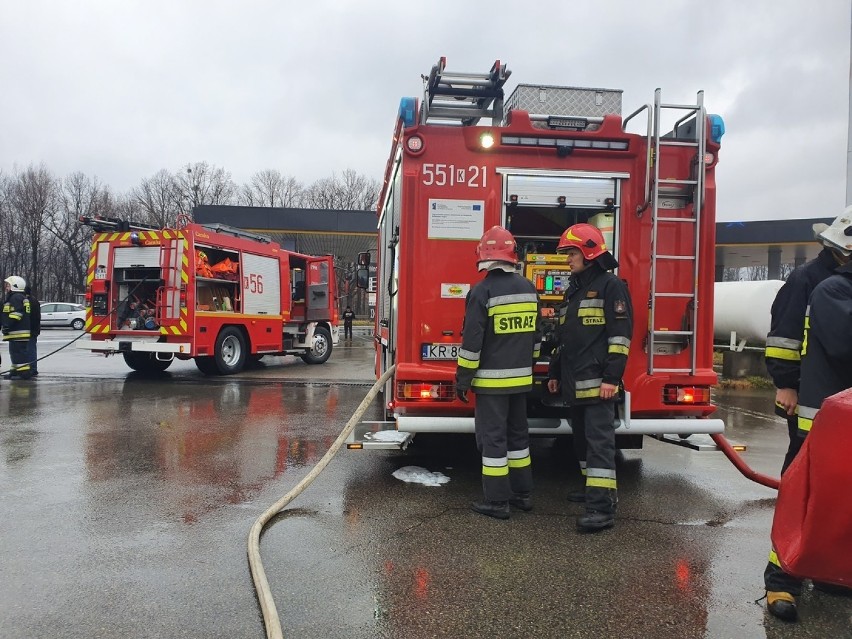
[
  {"xmin": 420, "ymin": 57, "xmax": 511, "ymax": 126},
  {"xmin": 647, "ymin": 89, "xmax": 707, "ymax": 376}
]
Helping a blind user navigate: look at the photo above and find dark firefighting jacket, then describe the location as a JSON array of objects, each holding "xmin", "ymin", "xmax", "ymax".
[
  {"xmin": 765, "ymin": 249, "xmax": 838, "ymax": 414},
  {"xmin": 1, "ymin": 291, "xmax": 32, "ymax": 341},
  {"xmin": 456, "ymin": 269, "xmax": 542, "ymax": 395},
  {"xmin": 548, "ymin": 262, "xmax": 633, "ymax": 404},
  {"xmin": 796, "ymin": 261, "xmax": 852, "ymax": 438}
]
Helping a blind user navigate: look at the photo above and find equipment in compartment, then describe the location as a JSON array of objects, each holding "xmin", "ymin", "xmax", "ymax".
[
  {"xmin": 524, "ymin": 254, "xmax": 571, "ymax": 302},
  {"xmin": 588, "ymin": 212, "xmax": 615, "ymax": 251},
  {"xmin": 195, "ymin": 247, "xmax": 240, "ymax": 281},
  {"xmin": 196, "ymin": 245, "xmax": 240, "ymax": 312},
  {"xmin": 115, "ymin": 267, "xmax": 162, "ymax": 330}
]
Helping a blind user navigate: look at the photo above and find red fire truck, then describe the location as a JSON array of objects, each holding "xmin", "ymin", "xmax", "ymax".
[
  {"xmin": 350, "ymin": 58, "xmax": 726, "ymax": 450},
  {"xmin": 77, "ymin": 216, "xmax": 339, "ymax": 375}
]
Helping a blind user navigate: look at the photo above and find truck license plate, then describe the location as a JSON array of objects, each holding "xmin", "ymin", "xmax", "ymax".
[{"xmin": 421, "ymin": 343, "xmax": 461, "ymax": 361}]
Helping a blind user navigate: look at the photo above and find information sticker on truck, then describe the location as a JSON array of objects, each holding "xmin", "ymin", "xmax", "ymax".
[{"xmin": 421, "ymin": 343, "xmax": 461, "ymax": 360}]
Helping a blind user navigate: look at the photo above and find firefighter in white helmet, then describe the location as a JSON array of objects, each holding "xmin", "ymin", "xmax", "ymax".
[
  {"xmin": 456, "ymin": 226, "xmax": 542, "ymax": 519},
  {"xmin": 2, "ymin": 275, "xmax": 34, "ymax": 380},
  {"xmin": 547, "ymin": 223, "xmax": 633, "ymax": 532},
  {"xmin": 764, "ymin": 209, "xmax": 852, "ymax": 621}
]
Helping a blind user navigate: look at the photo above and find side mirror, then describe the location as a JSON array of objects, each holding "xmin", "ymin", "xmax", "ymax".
[
  {"xmin": 356, "ymin": 268, "xmax": 369, "ymax": 290},
  {"xmin": 357, "ymin": 252, "xmax": 371, "ymax": 267}
]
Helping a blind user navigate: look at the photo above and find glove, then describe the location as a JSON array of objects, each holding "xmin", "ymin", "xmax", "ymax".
[
  {"xmin": 456, "ymin": 387, "xmax": 469, "ymax": 403},
  {"xmin": 1, "ymin": 328, "xmax": 8, "ymax": 336}
]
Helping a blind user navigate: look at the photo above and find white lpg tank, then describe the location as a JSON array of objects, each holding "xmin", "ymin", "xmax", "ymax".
[{"xmin": 713, "ymin": 280, "xmax": 784, "ymax": 345}]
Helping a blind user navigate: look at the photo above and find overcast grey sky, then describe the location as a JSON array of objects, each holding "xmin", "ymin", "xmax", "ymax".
[{"xmin": 1, "ymin": 0, "xmax": 849, "ymax": 222}]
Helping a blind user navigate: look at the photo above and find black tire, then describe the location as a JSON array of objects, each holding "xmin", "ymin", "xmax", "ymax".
[
  {"xmin": 71, "ymin": 318, "xmax": 85, "ymax": 330},
  {"xmin": 213, "ymin": 327, "xmax": 247, "ymax": 375},
  {"xmin": 301, "ymin": 326, "xmax": 332, "ymax": 365},
  {"xmin": 123, "ymin": 351, "xmax": 173, "ymax": 373},
  {"xmin": 195, "ymin": 356, "xmax": 219, "ymax": 375}
]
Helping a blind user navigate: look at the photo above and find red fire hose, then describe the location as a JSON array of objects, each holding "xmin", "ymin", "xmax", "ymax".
[{"xmin": 711, "ymin": 433, "xmax": 780, "ymax": 490}]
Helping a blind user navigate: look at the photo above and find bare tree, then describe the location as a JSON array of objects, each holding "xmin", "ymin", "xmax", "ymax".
[
  {"xmin": 721, "ymin": 267, "xmax": 741, "ymax": 282},
  {"xmin": 131, "ymin": 169, "xmax": 182, "ymax": 227},
  {"xmin": 45, "ymin": 172, "xmax": 115, "ymax": 297},
  {"xmin": 0, "ymin": 172, "xmax": 16, "ymax": 281},
  {"xmin": 742, "ymin": 264, "xmax": 769, "ymax": 281},
  {"xmin": 779, "ymin": 263, "xmax": 795, "ymax": 280},
  {"xmin": 176, "ymin": 162, "xmax": 238, "ymax": 216},
  {"xmin": 302, "ymin": 169, "xmax": 379, "ymax": 210},
  {"xmin": 8, "ymin": 164, "xmax": 58, "ymax": 293},
  {"xmin": 240, "ymin": 169, "xmax": 303, "ymax": 207}
]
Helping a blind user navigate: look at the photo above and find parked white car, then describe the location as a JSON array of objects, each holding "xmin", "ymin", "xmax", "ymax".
[{"xmin": 40, "ymin": 302, "xmax": 86, "ymax": 330}]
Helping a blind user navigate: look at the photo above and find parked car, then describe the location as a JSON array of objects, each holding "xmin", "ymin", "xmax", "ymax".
[{"xmin": 40, "ymin": 302, "xmax": 86, "ymax": 330}]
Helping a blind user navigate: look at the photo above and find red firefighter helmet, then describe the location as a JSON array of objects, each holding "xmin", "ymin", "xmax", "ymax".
[
  {"xmin": 557, "ymin": 223, "xmax": 608, "ymax": 261},
  {"xmin": 476, "ymin": 226, "xmax": 518, "ymax": 264}
]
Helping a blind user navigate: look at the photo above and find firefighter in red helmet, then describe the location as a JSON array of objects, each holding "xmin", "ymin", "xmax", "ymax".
[
  {"xmin": 547, "ymin": 223, "xmax": 633, "ymax": 532},
  {"xmin": 456, "ymin": 226, "xmax": 542, "ymax": 519}
]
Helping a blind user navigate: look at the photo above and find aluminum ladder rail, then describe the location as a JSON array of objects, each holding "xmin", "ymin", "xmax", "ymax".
[
  {"xmin": 647, "ymin": 89, "xmax": 707, "ymax": 375},
  {"xmin": 420, "ymin": 57, "xmax": 511, "ymax": 126},
  {"xmin": 157, "ymin": 236, "xmax": 184, "ymax": 327}
]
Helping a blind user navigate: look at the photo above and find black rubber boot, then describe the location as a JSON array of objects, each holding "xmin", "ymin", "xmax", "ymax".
[
  {"xmin": 470, "ymin": 500, "xmax": 510, "ymax": 520},
  {"xmin": 577, "ymin": 510, "xmax": 614, "ymax": 532},
  {"xmin": 566, "ymin": 490, "xmax": 586, "ymax": 503},
  {"xmin": 767, "ymin": 591, "xmax": 798, "ymax": 621},
  {"xmin": 508, "ymin": 493, "xmax": 533, "ymax": 511}
]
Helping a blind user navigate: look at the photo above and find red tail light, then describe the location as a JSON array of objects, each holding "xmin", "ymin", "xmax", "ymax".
[
  {"xmin": 396, "ymin": 381, "xmax": 455, "ymax": 401},
  {"xmin": 663, "ymin": 385, "xmax": 711, "ymax": 405}
]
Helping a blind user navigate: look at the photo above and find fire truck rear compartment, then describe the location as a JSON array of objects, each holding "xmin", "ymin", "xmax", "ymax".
[{"xmin": 115, "ymin": 267, "xmax": 163, "ymax": 331}]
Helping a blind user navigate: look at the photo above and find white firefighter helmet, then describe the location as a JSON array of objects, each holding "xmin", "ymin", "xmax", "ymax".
[
  {"xmin": 3, "ymin": 275, "xmax": 26, "ymax": 292},
  {"xmin": 818, "ymin": 207, "xmax": 852, "ymax": 256}
]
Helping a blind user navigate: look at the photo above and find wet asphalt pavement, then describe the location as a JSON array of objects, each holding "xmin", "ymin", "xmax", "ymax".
[{"xmin": 1, "ymin": 331, "xmax": 851, "ymax": 638}]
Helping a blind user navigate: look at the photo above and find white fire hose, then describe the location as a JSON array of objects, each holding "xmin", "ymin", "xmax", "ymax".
[{"xmin": 247, "ymin": 365, "xmax": 396, "ymax": 639}]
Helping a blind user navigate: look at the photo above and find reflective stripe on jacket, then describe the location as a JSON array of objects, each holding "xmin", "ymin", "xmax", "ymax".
[
  {"xmin": 456, "ymin": 270, "xmax": 542, "ymax": 395},
  {"xmin": 765, "ymin": 249, "xmax": 837, "ymax": 417},
  {"xmin": 2, "ymin": 292, "xmax": 32, "ymax": 341},
  {"xmin": 548, "ymin": 262, "xmax": 633, "ymax": 404},
  {"xmin": 797, "ymin": 262, "xmax": 852, "ymax": 438}
]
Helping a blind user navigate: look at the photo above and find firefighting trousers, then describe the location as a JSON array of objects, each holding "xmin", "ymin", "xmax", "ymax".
[
  {"xmin": 764, "ymin": 548, "xmax": 803, "ymax": 596},
  {"xmin": 570, "ymin": 402, "xmax": 617, "ymax": 515},
  {"xmin": 7, "ymin": 340, "xmax": 32, "ymax": 377},
  {"xmin": 26, "ymin": 337, "xmax": 38, "ymax": 374},
  {"xmin": 474, "ymin": 393, "xmax": 533, "ymax": 502},
  {"xmin": 764, "ymin": 418, "xmax": 804, "ymax": 595},
  {"xmin": 781, "ymin": 413, "xmax": 802, "ymax": 475}
]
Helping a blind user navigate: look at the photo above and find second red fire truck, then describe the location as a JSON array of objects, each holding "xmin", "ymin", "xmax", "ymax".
[
  {"xmin": 351, "ymin": 57, "xmax": 727, "ymax": 449},
  {"xmin": 77, "ymin": 216, "xmax": 339, "ymax": 375}
]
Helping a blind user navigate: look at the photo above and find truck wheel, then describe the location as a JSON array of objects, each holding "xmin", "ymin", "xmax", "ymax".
[
  {"xmin": 123, "ymin": 352, "xmax": 172, "ymax": 373},
  {"xmin": 214, "ymin": 327, "xmax": 247, "ymax": 374},
  {"xmin": 301, "ymin": 326, "xmax": 332, "ymax": 365},
  {"xmin": 195, "ymin": 356, "xmax": 219, "ymax": 375},
  {"xmin": 71, "ymin": 318, "xmax": 85, "ymax": 330}
]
